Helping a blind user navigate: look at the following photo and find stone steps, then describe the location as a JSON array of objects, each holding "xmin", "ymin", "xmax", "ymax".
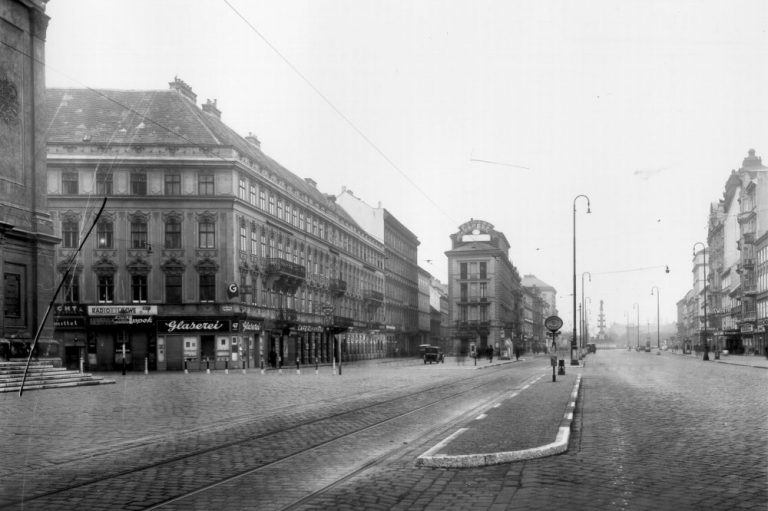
[{"xmin": 0, "ymin": 362, "xmax": 115, "ymax": 393}]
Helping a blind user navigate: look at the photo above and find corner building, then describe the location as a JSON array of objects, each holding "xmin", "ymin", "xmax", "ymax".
[
  {"xmin": 45, "ymin": 79, "xmax": 387, "ymax": 371},
  {"xmin": 445, "ymin": 219, "xmax": 523, "ymax": 357}
]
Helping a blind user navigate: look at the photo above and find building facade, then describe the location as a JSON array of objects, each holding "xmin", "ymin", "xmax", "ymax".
[
  {"xmin": 0, "ymin": 0, "xmax": 60, "ymax": 361},
  {"xmin": 45, "ymin": 79, "xmax": 390, "ymax": 371},
  {"xmin": 335, "ymin": 188, "xmax": 420, "ymax": 356},
  {"xmin": 445, "ymin": 219, "xmax": 523, "ymax": 358}
]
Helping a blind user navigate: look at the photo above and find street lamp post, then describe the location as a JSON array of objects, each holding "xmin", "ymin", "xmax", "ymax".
[
  {"xmin": 581, "ymin": 271, "xmax": 591, "ymax": 358},
  {"xmin": 572, "ymin": 194, "xmax": 591, "ymax": 365},
  {"xmin": 693, "ymin": 242, "xmax": 709, "ymax": 361},
  {"xmin": 651, "ymin": 286, "xmax": 660, "ymax": 353},
  {"xmin": 633, "ymin": 302, "xmax": 640, "ymax": 349}
]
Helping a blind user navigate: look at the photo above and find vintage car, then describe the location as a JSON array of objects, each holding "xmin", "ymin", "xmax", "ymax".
[{"xmin": 423, "ymin": 346, "xmax": 444, "ymax": 364}]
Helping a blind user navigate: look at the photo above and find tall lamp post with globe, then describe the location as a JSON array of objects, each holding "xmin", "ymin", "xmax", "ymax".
[{"xmin": 572, "ymin": 194, "xmax": 591, "ymax": 365}]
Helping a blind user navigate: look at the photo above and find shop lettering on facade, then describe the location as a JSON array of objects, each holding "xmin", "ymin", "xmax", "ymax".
[
  {"xmin": 158, "ymin": 319, "xmax": 230, "ymax": 333},
  {"xmin": 54, "ymin": 317, "xmax": 85, "ymax": 328},
  {"xmin": 242, "ymin": 320, "xmax": 262, "ymax": 332},
  {"xmin": 88, "ymin": 305, "xmax": 158, "ymax": 316},
  {"xmin": 295, "ymin": 324, "xmax": 324, "ymax": 333}
]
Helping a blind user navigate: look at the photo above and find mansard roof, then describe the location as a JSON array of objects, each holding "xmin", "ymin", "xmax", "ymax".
[{"xmin": 46, "ymin": 86, "xmax": 364, "ymax": 237}]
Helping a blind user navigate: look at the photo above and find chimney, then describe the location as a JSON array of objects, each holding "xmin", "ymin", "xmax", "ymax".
[
  {"xmin": 202, "ymin": 98, "xmax": 221, "ymax": 119},
  {"xmin": 305, "ymin": 178, "xmax": 317, "ymax": 188},
  {"xmin": 168, "ymin": 76, "xmax": 197, "ymax": 103},
  {"xmin": 245, "ymin": 132, "xmax": 261, "ymax": 148}
]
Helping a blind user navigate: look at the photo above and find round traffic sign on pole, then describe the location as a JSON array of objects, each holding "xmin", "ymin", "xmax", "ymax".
[{"xmin": 544, "ymin": 315, "xmax": 563, "ymax": 332}]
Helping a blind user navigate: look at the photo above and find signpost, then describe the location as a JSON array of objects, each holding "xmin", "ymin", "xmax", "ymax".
[{"xmin": 544, "ymin": 316, "xmax": 563, "ymax": 382}]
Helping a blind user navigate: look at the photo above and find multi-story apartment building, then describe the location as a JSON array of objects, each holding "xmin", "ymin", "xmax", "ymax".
[
  {"xmin": 335, "ymin": 188, "xmax": 420, "ymax": 356},
  {"xmin": 445, "ymin": 219, "xmax": 523, "ymax": 357},
  {"xmin": 755, "ymin": 231, "xmax": 768, "ymax": 355},
  {"xmin": 428, "ymin": 276, "xmax": 448, "ymax": 350},
  {"xmin": 417, "ymin": 267, "xmax": 431, "ymax": 346},
  {"xmin": 521, "ymin": 274, "xmax": 556, "ymax": 353},
  {"xmin": 732, "ymin": 149, "xmax": 768, "ymax": 355},
  {"xmin": 45, "ymin": 79, "xmax": 389, "ymax": 371},
  {"xmin": 682, "ymin": 149, "xmax": 768, "ymax": 357},
  {"xmin": 0, "ymin": 0, "xmax": 59, "ymax": 361}
]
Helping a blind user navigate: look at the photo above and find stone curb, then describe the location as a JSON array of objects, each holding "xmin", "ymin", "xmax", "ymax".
[{"xmin": 415, "ymin": 374, "xmax": 582, "ymax": 468}]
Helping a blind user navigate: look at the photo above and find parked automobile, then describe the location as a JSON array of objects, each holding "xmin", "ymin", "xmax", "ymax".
[
  {"xmin": 423, "ymin": 346, "xmax": 444, "ymax": 364},
  {"xmin": 587, "ymin": 343, "xmax": 597, "ymax": 354}
]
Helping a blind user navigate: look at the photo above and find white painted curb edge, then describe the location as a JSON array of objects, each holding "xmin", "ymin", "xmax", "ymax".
[{"xmin": 416, "ymin": 374, "xmax": 582, "ymax": 468}]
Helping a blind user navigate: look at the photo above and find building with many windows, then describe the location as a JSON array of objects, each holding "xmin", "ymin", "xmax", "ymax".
[
  {"xmin": 445, "ymin": 219, "xmax": 523, "ymax": 357},
  {"xmin": 335, "ymin": 188, "xmax": 420, "ymax": 356},
  {"xmin": 45, "ymin": 79, "xmax": 389, "ymax": 371}
]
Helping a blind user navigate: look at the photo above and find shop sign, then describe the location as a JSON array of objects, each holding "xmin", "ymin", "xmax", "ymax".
[
  {"xmin": 157, "ymin": 318, "xmax": 230, "ymax": 333},
  {"xmin": 242, "ymin": 320, "xmax": 262, "ymax": 332},
  {"xmin": 55, "ymin": 304, "xmax": 86, "ymax": 316},
  {"xmin": 740, "ymin": 324, "xmax": 754, "ymax": 333},
  {"xmin": 54, "ymin": 317, "xmax": 85, "ymax": 328},
  {"xmin": 294, "ymin": 324, "xmax": 324, "ymax": 333},
  {"xmin": 88, "ymin": 316, "xmax": 155, "ymax": 327},
  {"xmin": 385, "ymin": 324, "xmax": 396, "ymax": 331},
  {"xmin": 88, "ymin": 305, "xmax": 157, "ymax": 316}
]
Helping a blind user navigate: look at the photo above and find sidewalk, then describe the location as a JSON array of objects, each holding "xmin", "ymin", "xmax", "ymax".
[
  {"xmin": 670, "ymin": 351, "xmax": 768, "ymax": 369},
  {"xmin": 416, "ymin": 365, "xmax": 582, "ymax": 468}
]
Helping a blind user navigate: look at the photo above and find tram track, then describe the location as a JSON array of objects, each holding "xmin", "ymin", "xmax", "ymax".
[{"xmin": 2, "ymin": 364, "xmax": 535, "ymax": 511}]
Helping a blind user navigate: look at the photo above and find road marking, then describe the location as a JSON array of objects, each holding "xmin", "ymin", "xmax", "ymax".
[{"xmin": 476, "ymin": 414, "xmax": 487, "ymax": 420}]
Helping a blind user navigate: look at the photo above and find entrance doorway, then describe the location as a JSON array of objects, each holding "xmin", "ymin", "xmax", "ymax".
[{"xmin": 201, "ymin": 335, "xmax": 215, "ymax": 362}]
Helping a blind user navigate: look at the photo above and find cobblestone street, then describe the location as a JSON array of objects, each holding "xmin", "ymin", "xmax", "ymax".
[
  {"xmin": 294, "ymin": 351, "xmax": 768, "ymax": 510},
  {"xmin": 1, "ymin": 352, "xmax": 765, "ymax": 510}
]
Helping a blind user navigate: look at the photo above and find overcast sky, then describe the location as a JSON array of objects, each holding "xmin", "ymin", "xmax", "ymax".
[{"xmin": 44, "ymin": 0, "xmax": 768, "ymax": 332}]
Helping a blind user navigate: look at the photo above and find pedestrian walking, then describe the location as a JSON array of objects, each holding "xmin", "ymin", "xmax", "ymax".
[{"xmin": 488, "ymin": 345, "xmax": 493, "ymax": 363}]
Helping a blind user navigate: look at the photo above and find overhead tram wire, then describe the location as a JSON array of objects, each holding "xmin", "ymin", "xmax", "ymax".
[{"xmin": 221, "ymin": 0, "xmax": 459, "ymax": 227}]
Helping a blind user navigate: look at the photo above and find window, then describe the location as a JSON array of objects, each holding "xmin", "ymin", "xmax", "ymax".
[
  {"xmin": 261, "ymin": 230, "xmax": 267, "ymax": 258},
  {"xmin": 131, "ymin": 172, "xmax": 147, "ymax": 195},
  {"xmin": 268, "ymin": 194, "xmax": 275, "ymax": 215},
  {"xmin": 165, "ymin": 173, "xmax": 181, "ymax": 195},
  {"xmin": 62, "ymin": 172, "xmax": 79, "ymax": 194},
  {"xmin": 62, "ymin": 220, "xmax": 79, "ymax": 248},
  {"xmin": 96, "ymin": 173, "xmax": 112, "ymax": 195},
  {"xmin": 460, "ymin": 263, "xmax": 467, "ymax": 280},
  {"xmin": 249, "ymin": 183, "xmax": 257, "ymax": 205},
  {"xmin": 165, "ymin": 219, "xmax": 181, "ymax": 249},
  {"xmin": 240, "ymin": 224, "xmax": 247, "ymax": 252},
  {"xmin": 299, "ymin": 212, "xmax": 305, "ymax": 231},
  {"xmin": 96, "ymin": 221, "xmax": 113, "ymax": 248},
  {"xmin": 198, "ymin": 174, "xmax": 214, "ymax": 195},
  {"xmin": 251, "ymin": 229, "xmax": 258, "ymax": 255},
  {"xmin": 277, "ymin": 199, "xmax": 283, "ymax": 220},
  {"xmin": 131, "ymin": 219, "xmax": 148, "ymax": 249},
  {"xmin": 480, "ymin": 262, "xmax": 487, "ymax": 279},
  {"xmin": 199, "ymin": 274, "xmax": 215, "ymax": 302},
  {"xmin": 63, "ymin": 275, "xmax": 80, "ymax": 303},
  {"xmin": 239, "ymin": 177, "xmax": 247, "ymax": 200},
  {"xmin": 165, "ymin": 274, "xmax": 182, "ymax": 304},
  {"xmin": 198, "ymin": 220, "xmax": 215, "ymax": 248},
  {"xmin": 97, "ymin": 275, "xmax": 114, "ymax": 303},
  {"xmin": 131, "ymin": 275, "xmax": 148, "ymax": 303},
  {"xmin": 259, "ymin": 190, "xmax": 266, "ymax": 210}
]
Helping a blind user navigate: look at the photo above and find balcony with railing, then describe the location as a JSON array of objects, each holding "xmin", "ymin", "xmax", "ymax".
[
  {"xmin": 454, "ymin": 320, "xmax": 491, "ymax": 333},
  {"xmin": 264, "ymin": 257, "xmax": 306, "ymax": 293},
  {"xmin": 363, "ymin": 289, "xmax": 384, "ymax": 304},
  {"xmin": 737, "ymin": 209, "xmax": 756, "ymax": 223}
]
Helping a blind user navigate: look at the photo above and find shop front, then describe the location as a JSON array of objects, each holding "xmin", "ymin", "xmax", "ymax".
[
  {"xmin": 86, "ymin": 305, "xmax": 157, "ymax": 371},
  {"xmin": 156, "ymin": 316, "xmax": 240, "ymax": 371},
  {"xmin": 53, "ymin": 304, "xmax": 87, "ymax": 369}
]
